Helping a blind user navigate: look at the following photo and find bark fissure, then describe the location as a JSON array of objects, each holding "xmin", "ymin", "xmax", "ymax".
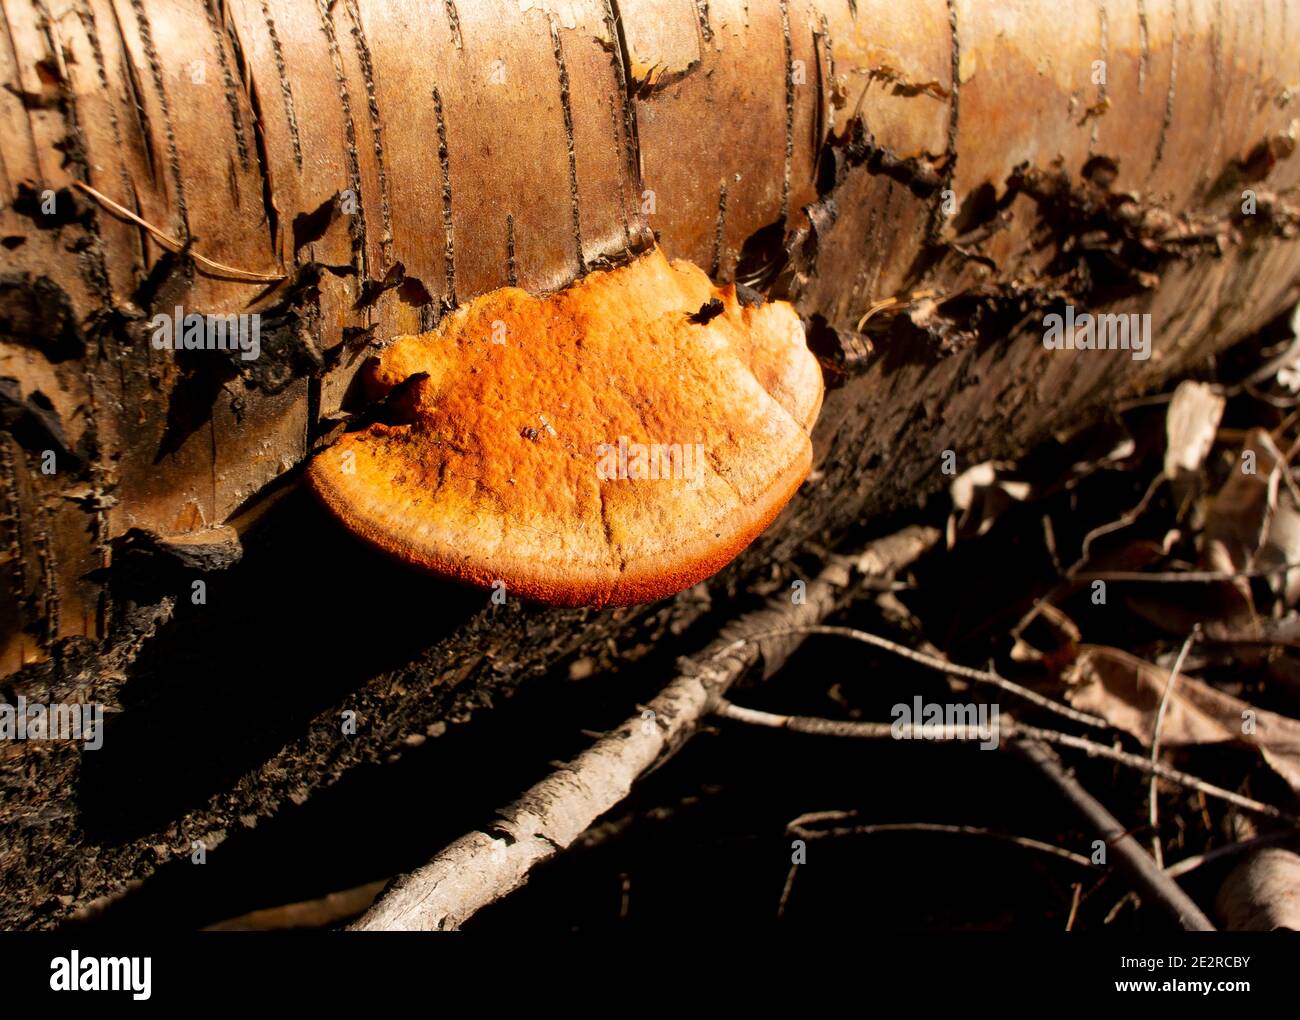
[
  {"xmin": 550, "ymin": 16, "xmax": 585, "ymax": 272},
  {"xmin": 432, "ymin": 85, "xmax": 456, "ymax": 307},
  {"xmin": 128, "ymin": 0, "xmax": 190, "ymax": 236},
  {"xmin": 602, "ymin": 0, "xmax": 644, "ymax": 201},
  {"xmin": 258, "ymin": 0, "xmax": 303, "ymax": 169},
  {"xmin": 780, "ymin": 0, "xmax": 794, "ymax": 221},
  {"xmin": 506, "ymin": 213, "xmax": 517, "ymax": 287},
  {"xmin": 711, "ymin": 178, "xmax": 727, "ymax": 279},
  {"xmin": 1151, "ymin": 0, "xmax": 1179, "ymax": 177},
  {"xmin": 202, "ymin": 0, "xmax": 250, "ymax": 168},
  {"xmin": 1137, "ymin": 0, "xmax": 1150, "ymax": 92},
  {"xmin": 443, "ymin": 0, "xmax": 462, "ymax": 50},
  {"xmin": 313, "ymin": 0, "xmax": 367, "ymax": 279},
  {"xmin": 344, "ymin": 0, "xmax": 393, "ymax": 271}
]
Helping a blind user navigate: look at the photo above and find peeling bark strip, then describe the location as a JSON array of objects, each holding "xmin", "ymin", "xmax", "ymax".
[
  {"xmin": 314, "ymin": 0, "xmax": 367, "ymax": 276},
  {"xmin": 602, "ymin": 0, "xmax": 642, "ymax": 191},
  {"xmin": 105, "ymin": 0, "xmax": 158, "ymax": 187},
  {"xmin": 2, "ymin": 1, "xmax": 1300, "ymax": 924},
  {"xmin": 30, "ymin": 2, "xmax": 112, "ymax": 304}
]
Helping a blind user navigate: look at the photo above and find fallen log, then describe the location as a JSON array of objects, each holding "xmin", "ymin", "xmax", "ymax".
[{"xmin": 1, "ymin": 0, "xmax": 1299, "ymax": 929}]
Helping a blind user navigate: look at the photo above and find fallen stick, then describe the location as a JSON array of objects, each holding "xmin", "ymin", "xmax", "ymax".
[
  {"xmin": 716, "ymin": 625, "xmax": 1108, "ymax": 728},
  {"xmin": 1020, "ymin": 724, "xmax": 1294, "ymax": 824},
  {"xmin": 1165, "ymin": 831, "xmax": 1299, "ymax": 880},
  {"xmin": 1013, "ymin": 740, "xmax": 1216, "ymax": 932},
  {"xmin": 349, "ymin": 527, "xmax": 938, "ymax": 930},
  {"xmin": 786, "ymin": 812, "xmax": 1095, "ymax": 869},
  {"xmin": 715, "ymin": 699, "xmax": 1292, "ymax": 823}
]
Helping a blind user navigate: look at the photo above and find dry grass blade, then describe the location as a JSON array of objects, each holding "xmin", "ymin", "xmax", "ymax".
[{"xmin": 70, "ymin": 181, "xmax": 287, "ymax": 283}]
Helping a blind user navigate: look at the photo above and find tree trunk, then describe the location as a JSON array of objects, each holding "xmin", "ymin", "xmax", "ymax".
[{"xmin": 1, "ymin": 0, "xmax": 1299, "ymax": 928}]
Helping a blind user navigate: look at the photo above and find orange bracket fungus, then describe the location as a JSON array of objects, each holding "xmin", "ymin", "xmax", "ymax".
[{"xmin": 308, "ymin": 247, "xmax": 823, "ymax": 607}]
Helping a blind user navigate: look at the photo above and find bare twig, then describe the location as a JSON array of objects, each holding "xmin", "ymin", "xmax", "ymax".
[
  {"xmin": 1164, "ymin": 831, "xmax": 1299, "ymax": 879},
  {"xmin": 786, "ymin": 810, "xmax": 1094, "ymax": 869},
  {"xmin": 1075, "ymin": 473, "xmax": 1165, "ymax": 569},
  {"xmin": 1020, "ymin": 723, "xmax": 1293, "ymax": 823},
  {"xmin": 1013, "ymin": 740, "xmax": 1216, "ymax": 931},
  {"xmin": 731, "ymin": 624, "xmax": 1108, "ymax": 729},
  {"xmin": 717, "ymin": 700, "xmax": 894, "ymax": 738},
  {"xmin": 1104, "ymin": 890, "xmax": 1140, "ymax": 925},
  {"xmin": 776, "ymin": 862, "xmax": 799, "ymax": 919},
  {"xmin": 714, "ymin": 699, "xmax": 1294, "ymax": 823},
  {"xmin": 349, "ymin": 528, "xmax": 939, "ymax": 930},
  {"xmin": 1150, "ymin": 630, "xmax": 1199, "ymax": 868},
  {"xmin": 1081, "ymin": 564, "xmax": 1300, "ymax": 582},
  {"xmin": 1065, "ymin": 883, "xmax": 1083, "ymax": 931}
]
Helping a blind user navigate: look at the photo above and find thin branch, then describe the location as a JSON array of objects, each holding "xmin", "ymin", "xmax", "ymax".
[
  {"xmin": 717, "ymin": 700, "xmax": 894, "ymax": 738},
  {"xmin": 204, "ymin": 881, "xmax": 386, "ymax": 931},
  {"xmin": 731, "ymin": 624, "xmax": 1109, "ymax": 729},
  {"xmin": 1164, "ymin": 831, "xmax": 1298, "ymax": 879},
  {"xmin": 776, "ymin": 862, "xmax": 799, "ymax": 919},
  {"xmin": 1075, "ymin": 473, "xmax": 1165, "ymax": 570},
  {"xmin": 1065, "ymin": 883, "xmax": 1083, "ymax": 931},
  {"xmin": 1081, "ymin": 564, "xmax": 1300, "ymax": 582},
  {"xmin": 349, "ymin": 528, "xmax": 939, "ymax": 930},
  {"xmin": 1150, "ymin": 629, "xmax": 1199, "ymax": 868},
  {"xmin": 714, "ymin": 698, "xmax": 1295, "ymax": 824},
  {"xmin": 1019, "ymin": 723, "xmax": 1294, "ymax": 824},
  {"xmin": 1013, "ymin": 740, "xmax": 1216, "ymax": 931},
  {"xmin": 786, "ymin": 810, "xmax": 1094, "ymax": 869},
  {"xmin": 1104, "ymin": 891, "xmax": 1141, "ymax": 925}
]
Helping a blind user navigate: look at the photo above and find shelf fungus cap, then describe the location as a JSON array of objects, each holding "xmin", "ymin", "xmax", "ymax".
[{"xmin": 309, "ymin": 246, "xmax": 823, "ymax": 606}]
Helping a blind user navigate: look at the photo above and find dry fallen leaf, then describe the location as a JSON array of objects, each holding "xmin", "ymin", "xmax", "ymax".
[
  {"xmin": 1163, "ymin": 380, "xmax": 1225, "ymax": 482},
  {"xmin": 1203, "ymin": 428, "xmax": 1300, "ymax": 584},
  {"xmin": 1215, "ymin": 848, "xmax": 1300, "ymax": 930},
  {"xmin": 1065, "ymin": 645, "xmax": 1300, "ymax": 795},
  {"xmin": 1200, "ymin": 427, "xmax": 1300, "ymax": 617},
  {"xmin": 946, "ymin": 461, "xmax": 1030, "ymax": 546}
]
